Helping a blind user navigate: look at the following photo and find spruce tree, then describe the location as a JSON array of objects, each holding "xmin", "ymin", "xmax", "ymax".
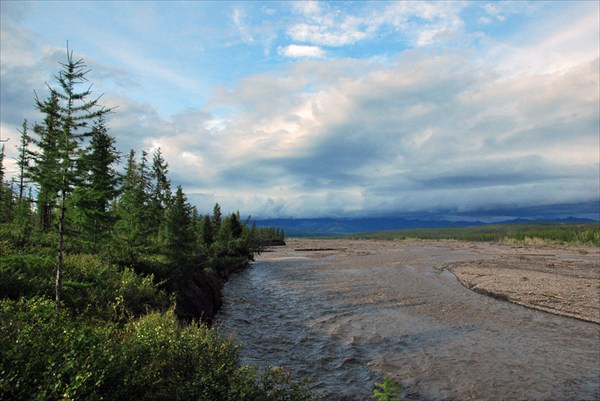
[
  {"xmin": 114, "ymin": 150, "xmax": 150, "ymax": 258},
  {"xmin": 7, "ymin": 120, "xmax": 34, "ymax": 242},
  {"xmin": 201, "ymin": 214, "xmax": 214, "ymax": 245},
  {"xmin": 15, "ymin": 120, "xmax": 32, "ymax": 201},
  {"xmin": 33, "ymin": 49, "xmax": 110, "ymax": 307},
  {"xmin": 229, "ymin": 211, "xmax": 243, "ymax": 239},
  {"xmin": 212, "ymin": 203, "xmax": 222, "ymax": 233},
  {"xmin": 0, "ymin": 144, "xmax": 14, "ymax": 224},
  {"xmin": 31, "ymin": 91, "xmax": 62, "ymax": 231},
  {"xmin": 150, "ymin": 148, "xmax": 171, "ymax": 211},
  {"xmin": 0, "ymin": 144, "xmax": 4, "ymax": 185},
  {"xmin": 165, "ymin": 186, "xmax": 193, "ymax": 275},
  {"xmin": 139, "ymin": 150, "xmax": 151, "ymax": 193},
  {"xmin": 190, "ymin": 206, "xmax": 205, "ymax": 250},
  {"xmin": 149, "ymin": 147, "xmax": 171, "ymax": 247},
  {"xmin": 71, "ymin": 115, "xmax": 120, "ymax": 250}
]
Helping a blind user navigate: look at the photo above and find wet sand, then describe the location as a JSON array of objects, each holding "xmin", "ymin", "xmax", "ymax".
[
  {"xmin": 271, "ymin": 238, "xmax": 600, "ymax": 324},
  {"xmin": 220, "ymin": 238, "xmax": 600, "ymax": 400}
]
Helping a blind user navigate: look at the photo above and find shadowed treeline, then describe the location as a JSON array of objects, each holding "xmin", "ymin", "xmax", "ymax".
[{"xmin": 346, "ymin": 222, "xmax": 599, "ymax": 246}]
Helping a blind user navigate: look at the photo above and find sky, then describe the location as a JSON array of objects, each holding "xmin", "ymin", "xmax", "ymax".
[{"xmin": 1, "ymin": 1, "xmax": 599, "ymax": 221}]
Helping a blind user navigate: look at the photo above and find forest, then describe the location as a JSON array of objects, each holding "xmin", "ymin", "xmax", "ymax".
[{"xmin": 0, "ymin": 50, "xmax": 311, "ymax": 400}]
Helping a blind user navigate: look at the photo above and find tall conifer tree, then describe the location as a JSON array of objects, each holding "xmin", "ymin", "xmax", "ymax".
[
  {"xmin": 33, "ymin": 48, "xmax": 110, "ymax": 307},
  {"xmin": 201, "ymin": 214, "xmax": 214, "ymax": 245},
  {"xmin": 212, "ymin": 203, "xmax": 222, "ymax": 233},
  {"xmin": 72, "ymin": 115, "xmax": 120, "ymax": 249},
  {"xmin": 150, "ymin": 148, "xmax": 171, "ymax": 211},
  {"xmin": 0, "ymin": 144, "xmax": 13, "ymax": 224},
  {"xmin": 165, "ymin": 186, "xmax": 193, "ymax": 270},
  {"xmin": 114, "ymin": 150, "xmax": 152, "ymax": 256},
  {"xmin": 15, "ymin": 120, "xmax": 32, "ymax": 201},
  {"xmin": 0, "ymin": 144, "xmax": 4, "ymax": 185},
  {"xmin": 31, "ymin": 91, "xmax": 62, "ymax": 230},
  {"xmin": 149, "ymin": 147, "xmax": 171, "ymax": 246}
]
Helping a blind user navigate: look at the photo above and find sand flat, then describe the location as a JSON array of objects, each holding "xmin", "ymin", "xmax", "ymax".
[{"xmin": 265, "ymin": 238, "xmax": 600, "ymax": 323}]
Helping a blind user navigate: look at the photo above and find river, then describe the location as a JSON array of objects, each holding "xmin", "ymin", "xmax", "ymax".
[{"xmin": 217, "ymin": 239, "xmax": 600, "ymax": 401}]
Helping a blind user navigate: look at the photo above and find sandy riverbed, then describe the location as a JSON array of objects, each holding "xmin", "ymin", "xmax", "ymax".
[
  {"xmin": 222, "ymin": 238, "xmax": 600, "ymax": 400},
  {"xmin": 265, "ymin": 238, "xmax": 600, "ymax": 324}
]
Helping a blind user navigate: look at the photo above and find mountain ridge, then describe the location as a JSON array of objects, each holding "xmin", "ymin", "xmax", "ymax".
[{"xmin": 252, "ymin": 216, "xmax": 597, "ymax": 237}]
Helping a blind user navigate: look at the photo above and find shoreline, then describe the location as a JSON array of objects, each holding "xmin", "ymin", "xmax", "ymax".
[{"xmin": 439, "ymin": 252, "xmax": 600, "ymax": 324}]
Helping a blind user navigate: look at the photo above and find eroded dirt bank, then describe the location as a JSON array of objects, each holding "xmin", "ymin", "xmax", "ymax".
[{"xmin": 220, "ymin": 239, "xmax": 600, "ymax": 400}]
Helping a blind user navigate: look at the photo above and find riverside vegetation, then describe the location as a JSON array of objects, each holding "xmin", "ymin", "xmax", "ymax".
[
  {"xmin": 0, "ymin": 50, "xmax": 311, "ymax": 401},
  {"xmin": 348, "ymin": 222, "xmax": 600, "ymax": 246}
]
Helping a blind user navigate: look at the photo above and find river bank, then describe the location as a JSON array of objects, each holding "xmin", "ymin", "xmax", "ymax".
[
  {"xmin": 220, "ymin": 238, "xmax": 600, "ymax": 400},
  {"xmin": 176, "ymin": 256, "xmax": 250, "ymax": 323}
]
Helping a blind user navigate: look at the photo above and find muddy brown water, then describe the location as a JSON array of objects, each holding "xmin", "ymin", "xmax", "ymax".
[{"xmin": 217, "ymin": 240, "xmax": 600, "ymax": 401}]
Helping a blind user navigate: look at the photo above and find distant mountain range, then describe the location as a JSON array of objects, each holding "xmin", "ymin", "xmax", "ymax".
[{"xmin": 252, "ymin": 216, "xmax": 597, "ymax": 237}]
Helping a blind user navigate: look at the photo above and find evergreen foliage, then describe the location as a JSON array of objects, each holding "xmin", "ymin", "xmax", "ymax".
[
  {"xmin": 70, "ymin": 116, "xmax": 120, "ymax": 251},
  {"xmin": 31, "ymin": 90, "xmax": 62, "ymax": 231},
  {"xmin": 113, "ymin": 149, "xmax": 151, "ymax": 259},
  {"xmin": 164, "ymin": 186, "xmax": 194, "ymax": 270},
  {"xmin": 250, "ymin": 225, "xmax": 286, "ymax": 249},
  {"xmin": 149, "ymin": 147, "xmax": 172, "ymax": 246},
  {"xmin": 0, "ymin": 144, "xmax": 4, "ymax": 184},
  {"xmin": 29, "ymin": 49, "xmax": 112, "ymax": 306},
  {"xmin": 212, "ymin": 202, "xmax": 222, "ymax": 233},
  {"xmin": 0, "ymin": 145, "xmax": 14, "ymax": 224},
  {"xmin": 15, "ymin": 119, "xmax": 32, "ymax": 201},
  {"xmin": 201, "ymin": 213, "xmax": 214, "ymax": 245}
]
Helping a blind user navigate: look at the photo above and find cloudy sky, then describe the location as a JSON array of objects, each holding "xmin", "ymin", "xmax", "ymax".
[{"xmin": 1, "ymin": 1, "xmax": 599, "ymax": 220}]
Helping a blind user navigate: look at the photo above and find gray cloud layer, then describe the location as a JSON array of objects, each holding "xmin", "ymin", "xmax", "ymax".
[
  {"xmin": 192, "ymin": 53, "xmax": 598, "ymax": 217},
  {"xmin": 1, "ymin": 2, "xmax": 598, "ymax": 219}
]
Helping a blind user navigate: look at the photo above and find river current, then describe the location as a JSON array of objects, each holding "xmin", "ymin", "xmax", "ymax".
[{"xmin": 217, "ymin": 240, "xmax": 600, "ymax": 401}]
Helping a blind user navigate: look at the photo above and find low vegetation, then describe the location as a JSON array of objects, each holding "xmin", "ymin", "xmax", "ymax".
[
  {"xmin": 348, "ymin": 222, "xmax": 600, "ymax": 246},
  {"xmin": 0, "ymin": 298, "xmax": 311, "ymax": 401},
  {"xmin": 372, "ymin": 376, "xmax": 404, "ymax": 401}
]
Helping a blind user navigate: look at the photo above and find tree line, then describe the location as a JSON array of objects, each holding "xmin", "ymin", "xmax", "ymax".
[
  {"xmin": 0, "ymin": 50, "xmax": 309, "ymax": 401},
  {"xmin": 0, "ymin": 49, "xmax": 283, "ymax": 308}
]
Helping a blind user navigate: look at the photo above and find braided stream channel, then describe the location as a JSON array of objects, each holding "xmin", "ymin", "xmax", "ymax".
[{"xmin": 217, "ymin": 239, "xmax": 600, "ymax": 401}]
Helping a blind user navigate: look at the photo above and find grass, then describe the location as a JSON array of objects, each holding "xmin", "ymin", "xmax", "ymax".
[{"xmin": 345, "ymin": 222, "xmax": 600, "ymax": 246}]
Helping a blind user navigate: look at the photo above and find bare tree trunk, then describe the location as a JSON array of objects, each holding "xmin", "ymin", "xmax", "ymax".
[{"xmin": 56, "ymin": 187, "xmax": 66, "ymax": 308}]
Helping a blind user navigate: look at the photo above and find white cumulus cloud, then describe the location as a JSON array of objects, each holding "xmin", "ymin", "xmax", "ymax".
[{"xmin": 278, "ymin": 44, "xmax": 325, "ymax": 58}]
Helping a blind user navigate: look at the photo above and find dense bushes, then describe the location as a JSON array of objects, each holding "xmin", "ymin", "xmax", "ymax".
[
  {"xmin": 502, "ymin": 224, "xmax": 599, "ymax": 245},
  {"xmin": 0, "ymin": 246, "xmax": 312, "ymax": 401},
  {"xmin": 0, "ymin": 253, "xmax": 170, "ymax": 321},
  {"xmin": 0, "ymin": 298, "xmax": 118, "ymax": 401},
  {"xmin": 0, "ymin": 299, "xmax": 311, "ymax": 401}
]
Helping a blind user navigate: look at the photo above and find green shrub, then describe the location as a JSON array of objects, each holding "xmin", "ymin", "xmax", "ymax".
[
  {"xmin": 0, "ymin": 255, "xmax": 55, "ymax": 299},
  {"xmin": 0, "ymin": 297, "xmax": 114, "ymax": 401},
  {"xmin": 0, "ymin": 300, "xmax": 311, "ymax": 401},
  {"xmin": 255, "ymin": 366, "xmax": 313, "ymax": 401},
  {"xmin": 129, "ymin": 253, "xmax": 173, "ymax": 283},
  {"xmin": 372, "ymin": 376, "xmax": 404, "ymax": 401},
  {"xmin": 0, "ymin": 253, "xmax": 170, "ymax": 321}
]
